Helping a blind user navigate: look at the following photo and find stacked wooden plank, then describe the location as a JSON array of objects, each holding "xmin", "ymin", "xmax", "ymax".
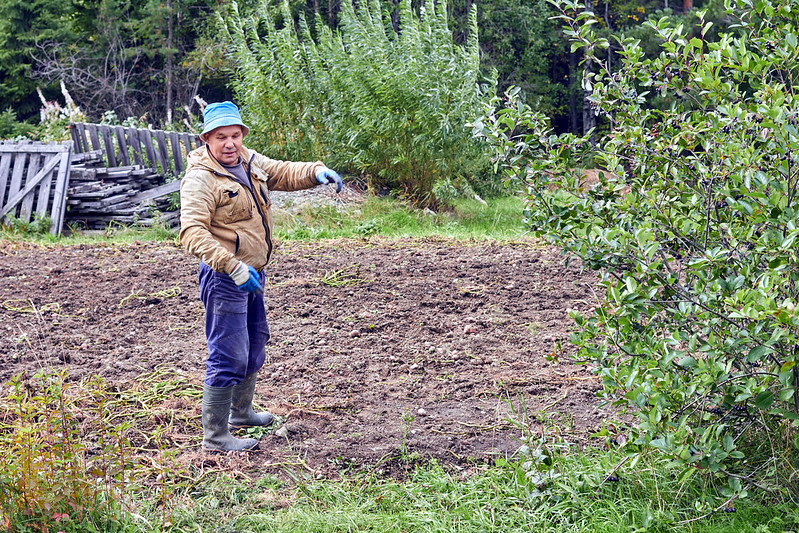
[
  {"xmin": 70, "ymin": 123, "xmax": 200, "ymax": 177},
  {"xmin": 65, "ymin": 150, "xmax": 181, "ymax": 230}
]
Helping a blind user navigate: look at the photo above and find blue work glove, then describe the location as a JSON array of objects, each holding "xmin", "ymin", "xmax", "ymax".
[
  {"xmin": 316, "ymin": 167, "xmax": 343, "ymax": 193},
  {"xmin": 230, "ymin": 261, "xmax": 263, "ymax": 294}
]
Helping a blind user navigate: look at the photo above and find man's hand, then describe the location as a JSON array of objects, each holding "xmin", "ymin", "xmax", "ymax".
[
  {"xmin": 230, "ymin": 261, "xmax": 263, "ymax": 294},
  {"xmin": 316, "ymin": 167, "xmax": 343, "ymax": 193}
]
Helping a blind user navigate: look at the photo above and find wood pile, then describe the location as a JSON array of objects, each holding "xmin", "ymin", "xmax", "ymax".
[{"xmin": 65, "ymin": 150, "xmax": 180, "ymax": 230}]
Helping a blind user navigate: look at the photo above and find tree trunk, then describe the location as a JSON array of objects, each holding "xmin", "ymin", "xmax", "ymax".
[
  {"xmin": 166, "ymin": 0, "xmax": 174, "ymax": 125},
  {"xmin": 683, "ymin": 0, "xmax": 693, "ymax": 11}
]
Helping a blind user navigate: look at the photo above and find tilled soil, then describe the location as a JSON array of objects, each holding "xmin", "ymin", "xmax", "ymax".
[{"xmin": 0, "ymin": 237, "xmax": 611, "ymax": 479}]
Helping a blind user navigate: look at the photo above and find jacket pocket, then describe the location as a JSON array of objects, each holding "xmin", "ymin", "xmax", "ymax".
[{"xmin": 220, "ymin": 188, "xmax": 253, "ymax": 224}]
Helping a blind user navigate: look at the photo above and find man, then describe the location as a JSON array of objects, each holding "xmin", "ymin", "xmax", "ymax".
[{"xmin": 180, "ymin": 101, "xmax": 342, "ymax": 452}]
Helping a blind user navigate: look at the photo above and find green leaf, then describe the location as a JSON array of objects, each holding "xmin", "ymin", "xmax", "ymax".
[
  {"xmin": 754, "ymin": 391, "xmax": 775, "ymax": 409},
  {"xmin": 779, "ymin": 388, "xmax": 795, "ymax": 402},
  {"xmin": 746, "ymin": 345, "xmax": 772, "ymax": 363}
]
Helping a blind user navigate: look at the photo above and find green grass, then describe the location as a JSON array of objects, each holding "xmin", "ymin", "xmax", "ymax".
[
  {"xmin": 157, "ymin": 453, "xmax": 799, "ymax": 533},
  {"xmin": 0, "ymin": 194, "xmax": 527, "ymax": 245},
  {"xmin": 269, "ymin": 195, "xmax": 527, "ymax": 241}
]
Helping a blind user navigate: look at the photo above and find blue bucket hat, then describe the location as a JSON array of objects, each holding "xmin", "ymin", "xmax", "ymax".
[{"xmin": 200, "ymin": 101, "xmax": 250, "ymax": 141}]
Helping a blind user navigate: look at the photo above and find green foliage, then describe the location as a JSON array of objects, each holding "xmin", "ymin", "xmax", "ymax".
[
  {"xmin": 0, "ymin": 371, "xmax": 130, "ymax": 531},
  {"xmin": 0, "ymin": 0, "xmax": 77, "ymax": 119},
  {"xmin": 0, "ymin": 108, "xmax": 37, "ymax": 141},
  {"xmin": 474, "ymin": 0, "xmax": 799, "ymax": 497},
  {"xmin": 1, "ymin": 213, "xmax": 54, "ymax": 236},
  {"xmin": 272, "ymin": 194, "xmax": 527, "ymax": 241},
  {"xmin": 463, "ymin": 0, "xmax": 571, "ymax": 120},
  {"xmin": 172, "ymin": 451, "xmax": 799, "ymax": 531},
  {"xmin": 222, "ymin": 0, "xmax": 497, "ymax": 206}
]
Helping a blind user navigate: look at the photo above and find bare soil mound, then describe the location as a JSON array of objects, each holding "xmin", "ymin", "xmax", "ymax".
[{"xmin": 0, "ymin": 237, "xmax": 611, "ymax": 479}]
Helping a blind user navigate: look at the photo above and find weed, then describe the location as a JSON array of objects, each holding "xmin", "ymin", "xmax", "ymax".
[
  {"xmin": 117, "ymin": 286, "xmax": 181, "ymax": 307},
  {"xmin": 319, "ymin": 265, "xmax": 369, "ymax": 287},
  {"xmin": 0, "ymin": 370, "xmax": 130, "ymax": 531},
  {"xmin": 398, "ymin": 409, "xmax": 416, "ymax": 461},
  {"xmin": 1, "ymin": 213, "xmax": 53, "ymax": 237},
  {"xmin": 353, "ymin": 219, "xmax": 379, "ymax": 236}
]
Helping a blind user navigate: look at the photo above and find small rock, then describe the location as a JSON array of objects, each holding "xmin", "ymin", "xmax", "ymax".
[
  {"xmin": 463, "ymin": 324, "xmax": 479, "ymax": 334},
  {"xmin": 318, "ymin": 328, "xmax": 329, "ymax": 336},
  {"xmin": 349, "ymin": 329, "xmax": 361, "ymax": 338},
  {"xmin": 417, "ymin": 408, "xmax": 427, "ymax": 416},
  {"xmin": 275, "ymin": 426, "xmax": 289, "ymax": 438}
]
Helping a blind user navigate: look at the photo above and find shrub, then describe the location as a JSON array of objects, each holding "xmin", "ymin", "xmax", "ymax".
[
  {"xmin": 0, "ymin": 371, "xmax": 130, "ymax": 531},
  {"xmin": 474, "ymin": 0, "xmax": 799, "ymax": 499},
  {"xmin": 0, "ymin": 108, "xmax": 36, "ymax": 141},
  {"xmin": 222, "ymin": 0, "xmax": 497, "ymax": 206}
]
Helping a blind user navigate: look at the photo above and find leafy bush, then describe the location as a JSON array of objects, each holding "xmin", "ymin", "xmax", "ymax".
[
  {"xmin": 222, "ymin": 0, "xmax": 497, "ymax": 206},
  {"xmin": 474, "ymin": 0, "xmax": 799, "ymax": 498},
  {"xmin": 0, "ymin": 371, "xmax": 130, "ymax": 531}
]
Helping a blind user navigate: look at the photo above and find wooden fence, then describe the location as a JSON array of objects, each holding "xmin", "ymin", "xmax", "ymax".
[
  {"xmin": 69, "ymin": 122, "xmax": 202, "ymax": 177},
  {"xmin": 0, "ymin": 141, "xmax": 73, "ymax": 235}
]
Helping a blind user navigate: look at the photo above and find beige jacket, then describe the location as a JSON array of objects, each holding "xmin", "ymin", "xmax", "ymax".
[{"xmin": 179, "ymin": 145, "xmax": 323, "ymax": 273}]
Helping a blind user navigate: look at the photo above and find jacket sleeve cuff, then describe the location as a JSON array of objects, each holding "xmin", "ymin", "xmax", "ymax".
[{"xmin": 224, "ymin": 256, "xmax": 241, "ymax": 275}]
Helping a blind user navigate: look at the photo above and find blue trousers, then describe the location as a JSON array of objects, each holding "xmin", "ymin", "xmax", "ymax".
[{"xmin": 199, "ymin": 262, "xmax": 270, "ymax": 387}]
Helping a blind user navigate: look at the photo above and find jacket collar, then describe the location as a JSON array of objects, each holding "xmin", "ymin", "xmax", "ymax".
[{"xmin": 187, "ymin": 145, "xmax": 256, "ymax": 178}]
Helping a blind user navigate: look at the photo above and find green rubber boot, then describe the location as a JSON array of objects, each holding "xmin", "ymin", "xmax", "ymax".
[
  {"xmin": 202, "ymin": 384, "xmax": 259, "ymax": 452},
  {"xmin": 229, "ymin": 372, "xmax": 275, "ymax": 430}
]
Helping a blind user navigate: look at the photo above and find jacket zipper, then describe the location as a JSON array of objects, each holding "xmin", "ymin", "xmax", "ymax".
[
  {"xmin": 244, "ymin": 155, "xmax": 273, "ymax": 264},
  {"xmin": 210, "ymin": 156, "xmax": 273, "ymax": 265}
]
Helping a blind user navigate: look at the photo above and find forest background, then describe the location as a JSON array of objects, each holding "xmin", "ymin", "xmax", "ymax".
[{"xmin": 0, "ymin": 0, "xmax": 708, "ymax": 138}]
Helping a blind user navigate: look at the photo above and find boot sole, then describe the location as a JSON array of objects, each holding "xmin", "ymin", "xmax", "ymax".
[
  {"xmin": 229, "ymin": 416, "xmax": 275, "ymax": 430},
  {"xmin": 202, "ymin": 442, "xmax": 260, "ymax": 453}
]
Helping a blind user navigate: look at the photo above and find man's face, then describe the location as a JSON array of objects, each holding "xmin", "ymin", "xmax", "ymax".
[{"xmin": 206, "ymin": 125, "xmax": 244, "ymax": 166}]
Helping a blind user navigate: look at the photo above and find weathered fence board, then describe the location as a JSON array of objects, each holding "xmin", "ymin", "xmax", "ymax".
[
  {"xmin": 115, "ymin": 126, "xmax": 129, "ymax": 166},
  {"xmin": 0, "ymin": 141, "xmax": 73, "ymax": 235},
  {"xmin": 70, "ymin": 123, "xmax": 202, "ymax": 177}
]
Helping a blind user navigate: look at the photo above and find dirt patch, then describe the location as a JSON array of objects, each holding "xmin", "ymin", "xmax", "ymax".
[{"xmin": 0, "ymin": 237, "xmax": 611, "ymax": 479}]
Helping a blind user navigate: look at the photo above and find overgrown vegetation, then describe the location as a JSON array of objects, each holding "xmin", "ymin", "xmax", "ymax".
[
  {"xmin": 0, "ymin": 368, "xmax": 201, "ymax": 531},
  {"xmin": 2, "ymin": 369, "xmax": 797, "ymax": 531},
  {"xmin": 222, "ymin": 0, "xmax": 498, "ymax": 206},
  {"xmin": 475, "ymin": 0, "xmax": 799, "ymax": 501}
]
